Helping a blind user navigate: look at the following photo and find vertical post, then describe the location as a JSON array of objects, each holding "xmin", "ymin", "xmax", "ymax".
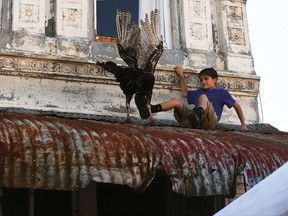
[
  {"xmin": 94, "ymin": 0, "xmax": 97, "ymax": 33},
  {"xmin": 1, "ymin": 0, "xmax": 12, "ymax": 31},
  {"xmin": 169, "ymin": 0, "xmax": 181, "ymax": 49},
  {"xmin": 162, "ymin": 0, "xmax": 172, "ymax": 49},
  {"xmin": 28, "ymin": 189, "xmax": 34, "ymax": 216},
  {"xmin": 0, "ymin": 188, "xmax": 3, "ymax": 216},
  {"xmin": 72, "ymin": 182, "xmax": 98, "ymax": 216}
]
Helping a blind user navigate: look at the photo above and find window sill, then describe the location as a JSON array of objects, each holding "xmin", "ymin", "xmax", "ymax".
[{"xmin": 95, "ymin": 36, "xmax": 117, "ymax": 44}]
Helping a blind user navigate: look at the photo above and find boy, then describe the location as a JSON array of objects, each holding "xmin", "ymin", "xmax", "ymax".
[{"xmin": 150, "ymin": 66, "xmax": 248, "ymax": 131}]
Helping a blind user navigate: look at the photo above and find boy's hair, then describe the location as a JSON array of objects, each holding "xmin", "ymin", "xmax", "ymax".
[{"xmin": 199, "ymin": 67, "xmax": 218, "ymax": 79}]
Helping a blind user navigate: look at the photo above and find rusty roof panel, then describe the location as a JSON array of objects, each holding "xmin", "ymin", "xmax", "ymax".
[{"xmin": 0, "ymin": 112, "xmax": 287, "ymax": 197}]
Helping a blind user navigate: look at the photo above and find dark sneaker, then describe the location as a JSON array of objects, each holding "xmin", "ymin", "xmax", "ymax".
[
  {"xmin": 135, "ymin": 94, "xmax": 150, "ymax": 119},
  {"xmin": 187, "ymin": 107, "xmax": 204, "ymax": 129},
  {"xmin": 187, "ymin": 110, "xmax": 201, "ymax": 129}
]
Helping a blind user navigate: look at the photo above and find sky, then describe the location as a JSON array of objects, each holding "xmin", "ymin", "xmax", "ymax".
[{"xmin": 246, "ymin": 0, "xmax": 288, "ymax": 132}]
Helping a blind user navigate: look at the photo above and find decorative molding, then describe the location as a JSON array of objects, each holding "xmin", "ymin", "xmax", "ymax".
[
  {"xmin": 19, "ymin": 3, "xmax": 40, "ymax": 24},
  {"xmin": 190, "ymin": 23, "xmax": 207, "ymax": 40},
  {"xmin": 218, "ymin": 0, "xmax": 252, "ymax": 71},
  {"xmin": 155, "ymin": 70, "xmax": 258, "ymax": 94},
  {"xmin": 12, "ymin": 0, "xmax": 45, "ymax": 33},
  {"xmin": 56, "ymin": 0, "xmax": 88, "ymax": 37},
  {"xmin": 62, "ymin": 8, "xmax": 82, "ymax": 29},
  {"xmin": 217, "ymin": 77, "xmax": 256, "ymax": 92},
  {"xmin": 0, "ymin": 56, "xmax": 113, "ymax": 80},
  {"xmin": 0, "ymin": 56, "xmax": 259, "ymax": 95},
  {"xmin": 226, "ymin": 5, "xmax": 246, "ymax": 46}
]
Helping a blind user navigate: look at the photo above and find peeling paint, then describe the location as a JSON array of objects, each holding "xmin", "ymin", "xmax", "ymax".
[{"xmin": 0, "ymin": 92, "xmax": 15, "ymax": 101}]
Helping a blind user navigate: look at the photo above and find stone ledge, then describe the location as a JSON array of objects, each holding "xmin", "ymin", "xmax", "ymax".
[{"xmin": 0, "ymin": 55, "xmax": 259, "ymax": 96}]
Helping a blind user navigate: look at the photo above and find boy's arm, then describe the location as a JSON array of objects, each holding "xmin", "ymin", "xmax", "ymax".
[
  {"xmin": 174, "ymin": 66, "xmax": 188, "ymax": 98},
  {"xmin": 233, "ymin": 102, "xmax": 248, "ymax": 131}
]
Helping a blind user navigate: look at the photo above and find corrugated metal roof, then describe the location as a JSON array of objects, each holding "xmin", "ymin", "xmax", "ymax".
[{"xmin": 0, "ymin": 112, "xmax": 287, "ymax": 197}]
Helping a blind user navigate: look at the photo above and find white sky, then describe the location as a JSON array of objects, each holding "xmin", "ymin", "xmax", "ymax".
[{"xmin": 246, "ymin": 0, "xmax": 288, "ymax": 132}]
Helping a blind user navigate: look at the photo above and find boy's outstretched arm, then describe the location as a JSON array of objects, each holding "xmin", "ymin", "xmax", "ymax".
[
  {"xmin": 233, "ymin": 102, "xmax": 248, "ymax": 131},
  {"xmin": 174, "ymin": 66, "xmax": 188, "ymax": 98}
]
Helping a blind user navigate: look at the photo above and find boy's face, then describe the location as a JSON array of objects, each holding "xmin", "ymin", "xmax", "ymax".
[{"xmin": 199, "ymin": 75, "xmax": 217, "ymax": 90}]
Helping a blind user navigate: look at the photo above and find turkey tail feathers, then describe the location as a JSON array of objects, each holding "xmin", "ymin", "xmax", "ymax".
[
  {"xmin": 116, "ymin": 9, "xmax": 163, "ymax": 72},
  {"xmin": 138, "ymin": 9, "xmax": 163, "ymax": 71},
  {"xmin": 116, "ymin": 10, "xmax": 140, "ymax": 69}
]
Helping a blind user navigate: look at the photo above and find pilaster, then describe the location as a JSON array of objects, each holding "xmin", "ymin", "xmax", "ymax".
[
  {"xmin": 12, "ymin": 0, "xmax": 45, "ymax": 33},
  {"xmin": 182, "ymin": 0, "xmax": 214, "ymax": 51},
  {"xmin": 56, "ymin": 0, "xmax": 94, "ymax": 39},
  {"xmin": 0, "ymin": 0, "xmax": 12, "ymax": 31},
  {"xmin": 180, "ymin": 0, "xmax": 219, "ymax": 69},
  {"xmin": 216, "ymin": 0, "xmax": 254, "ymax": 73}
]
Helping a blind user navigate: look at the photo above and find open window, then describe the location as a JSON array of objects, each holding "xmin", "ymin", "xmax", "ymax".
[{"xmin": 95, "ymin": 0, "xmax": 172, "ymax": 48}]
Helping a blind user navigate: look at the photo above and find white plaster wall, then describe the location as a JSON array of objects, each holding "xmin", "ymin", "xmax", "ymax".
[
  {"xmin": 0, "ymin": 75, "xmax": 129, "ymax": 117},
  {"xmin": 0, "ymin": 70, "xmax": 259, "ymax": 124}
]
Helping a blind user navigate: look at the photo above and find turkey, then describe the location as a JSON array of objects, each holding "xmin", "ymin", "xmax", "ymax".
[{"xmin": 97, "ymin": 9, "xmax": 163, "ymax": 122}]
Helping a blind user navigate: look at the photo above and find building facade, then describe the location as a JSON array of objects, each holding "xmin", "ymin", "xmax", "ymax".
[
  {"xmin": 2, "ymin": 1, "xmax": 281, "ymax": 216},
  {"xmin": 0, "ymin": 0, "xmax": 259, "ymax": 125}
]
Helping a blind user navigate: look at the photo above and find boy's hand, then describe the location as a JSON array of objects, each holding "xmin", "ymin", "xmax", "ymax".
[
  {"xmin": 240, "ymin": 125, "xmax": 248, "ymax": 131},
  {"xmin": 174, "ymin": 66, "xmax": 184, "ymax": 77},
  {"xmin": 174, "ymin": 65, "xmax": 188, "ymax": 97}
]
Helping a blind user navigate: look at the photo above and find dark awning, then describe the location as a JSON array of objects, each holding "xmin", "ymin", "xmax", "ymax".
[{"xmin": 0, "ymin": 112, "xmax": 287, "ymax": 196}]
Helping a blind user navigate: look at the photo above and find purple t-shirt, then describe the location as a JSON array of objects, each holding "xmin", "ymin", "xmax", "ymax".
[{"xmin": 187, "ymin": 88, "xmax": 236, "ymax": 121}]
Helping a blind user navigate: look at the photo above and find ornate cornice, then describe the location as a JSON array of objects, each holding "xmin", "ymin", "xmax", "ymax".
[
  {"xmin": 0, "ymin": 55, "xmax": 259, "ymax": 96},
  {"xmin": 154, "ymin": 68, "xmax": 259, "ymax": 96}
]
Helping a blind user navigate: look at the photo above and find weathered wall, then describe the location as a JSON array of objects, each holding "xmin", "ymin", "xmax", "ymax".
[{"xmin": 0, "ymin": 0, "xmax": 259, "ymax": 125}]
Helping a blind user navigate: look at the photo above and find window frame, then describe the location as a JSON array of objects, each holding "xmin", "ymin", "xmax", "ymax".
[{"xmin": 94, "ymin": 0, "xmax": 172, "ymax": 49}]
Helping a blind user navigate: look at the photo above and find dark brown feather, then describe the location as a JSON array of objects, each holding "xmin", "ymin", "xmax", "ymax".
[{"xmin": 97, "ymin": 9, "xmax": 163, "ymax": 121}]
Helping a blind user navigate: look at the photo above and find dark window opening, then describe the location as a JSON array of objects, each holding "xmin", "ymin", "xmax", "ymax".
[
  {"xmin": 45, "ymin": 1, "xmax": 56, "ymax": 37},
  {"xmin": 45, "ymin": 17, "xmax": 56, "ymax": 37},
  {"xmin": 1, "ymin": 188, "xmax": 71, "ymax": 216},
  {"xmin": 0, "ymin": 174, "xmax": 225, "ymax": 216},
  {"xmin": 96, "ymin": 0, "xmax": 139, "ymax": 38},
  {"xmin": 97, "ymin": 172, "xmax": 183, "ymax": 216},
  {"xmin": 34, "ymin": 189, "xmax": 72, "ymax": 216},
  {"xmin": 1, "ymin": 188, "xmax": 29, "ymax": 216},
  {"xmin": 97, "ymin": 172, "xmax": 226, "ymax": 216}
]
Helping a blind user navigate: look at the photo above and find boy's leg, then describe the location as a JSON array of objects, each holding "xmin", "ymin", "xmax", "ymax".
[
  {"xmin": 187, "ymin": 94, "xmax": 218, "ymax": 129},
  {"xmin": 151, "ymin": 98, "xmax": 184, "ymax": 114},
  {"xmin": 198, "ymin": 94, "xmax": 208, "ymax": 110},
  {"xmin": 186, "ymin": 94, "xmax": 208, "ymax": 128},
  {"xmin": 152, "ymin": 99, "xmax": 194, "ymax": 127},
  {"xmin": 174, "ymin": 104, "xmax": 195, "ymax": 127},
  {"xmin": 200, "ymin": 102, "xmax": 218, "ymax": 129},
  {"xmin": 160, "ymin": 98, "xmax": 184, "ymax": 112},
  {"xmin": 197, "ymin": 94, "xmax": 217, "ymax": 129}
]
